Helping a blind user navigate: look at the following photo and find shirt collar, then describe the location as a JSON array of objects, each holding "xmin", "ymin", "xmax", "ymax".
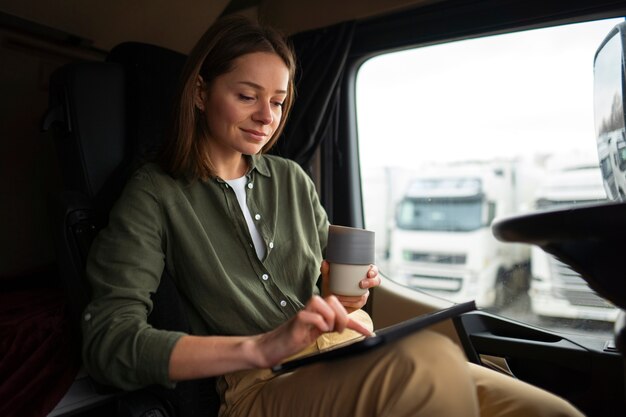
[{"xmin": 247, "ymin": 154, "xmax": 271, "ymax": 178}]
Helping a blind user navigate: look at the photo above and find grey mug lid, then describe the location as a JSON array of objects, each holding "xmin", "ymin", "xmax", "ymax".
[{"xmin": 326, "ymin": 225, "xmax": 375, "ymax": 265}]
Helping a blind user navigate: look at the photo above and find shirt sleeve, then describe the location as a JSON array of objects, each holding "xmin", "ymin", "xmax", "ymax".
[
  {"xmin": 295, "ymin": 162, "xmax": 329, "ymax": 254},
  {"xmin": 309, "ymin": 176, "xmax": 330, "ymax": 255},
  {"xmin": 81, "ymin": 167, "xmax": 186, "ymax": 390},
  {"xmin": 312, "ymin": 181, "xmax": 329, "ymax": 297},
  {"xmin": 295, "ymin": 160, "xmax": 330, "ymax": 272}
]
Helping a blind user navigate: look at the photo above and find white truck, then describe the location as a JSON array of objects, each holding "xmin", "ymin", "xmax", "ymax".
[
  {"xmin": 597, "ymin": 131, "xmax": 621, "ymax": 199},
  {"xmin": 529, "ymin": 157, "xmax": 619, "ymax": 321},
  {"xmin": 387, "ymin": 162, "xmax": 532, "ymax": 308},
  {"xmin": 602, "ymin": 128, "xmax": 626, "ymax": 199}
]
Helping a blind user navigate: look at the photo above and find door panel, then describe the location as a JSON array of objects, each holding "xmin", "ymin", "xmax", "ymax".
[{"xmin": 456, "ymin": 311, "xmax": 624, "ymax": 417}]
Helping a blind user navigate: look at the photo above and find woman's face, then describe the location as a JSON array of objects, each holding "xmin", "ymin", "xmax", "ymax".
[{"xmin": 200, "ymin": 52, "xmax": 289, "ymax": 160}]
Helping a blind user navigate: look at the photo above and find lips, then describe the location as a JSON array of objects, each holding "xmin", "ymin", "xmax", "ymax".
[{"xmin": 241, "ymin": 128, "xmax": 269, "ymax": 141}]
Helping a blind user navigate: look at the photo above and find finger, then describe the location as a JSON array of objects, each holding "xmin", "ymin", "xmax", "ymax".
[
  {"xmin": 346, "ymin": 317, "xmax": 373, "ymax": 337},
  {"xmin": 320, "ymin": 260, "xmax": 331, "ymax": 297},
  {"xmin": 320, "ymin": 259, "xmax": 330, "ymax": 275},
  {"xmin": 336, "ymin": 292, "xmax": 369, "ymax": 309},
  {"xmin": 297, "ymin": 309, "xmax": 332, "ymax": 333},
  {"xmin": 360, "ymin": 276, "xmax": 381, "ymax": 289},
  {"xmin": 367, "ymin": 264, "xmax": 379, "ymax": 278},
  {"xmin": 360, "ymin": 265, "xmax": 381, "ymax": 289},
  {"xmin": 306, "ymin": 295, "xmax": 337, "ymax": 331},
  {"xmin": 324, "ymin": 295, "xmax": 350, "ymax": 333}
]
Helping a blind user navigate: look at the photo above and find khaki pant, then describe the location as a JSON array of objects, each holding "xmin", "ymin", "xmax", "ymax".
[{"xmin": 217, "ymin": 312, "xmax": 584, "ymax": 417}]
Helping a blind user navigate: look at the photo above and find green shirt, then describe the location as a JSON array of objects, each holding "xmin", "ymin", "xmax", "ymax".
[{"xmin": 81, "ymin": 155, "xmax": 329, "ymax": 390}]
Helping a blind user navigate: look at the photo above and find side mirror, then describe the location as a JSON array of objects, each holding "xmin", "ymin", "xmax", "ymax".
[{"xmin": 594, "ymin": 22, "xmax": 626, "ymax": 201}]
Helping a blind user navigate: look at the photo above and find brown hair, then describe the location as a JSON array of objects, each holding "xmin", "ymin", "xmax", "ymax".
[{"xmin": 159, "ymin": 15, "xmax": 296, "ymax": 180}]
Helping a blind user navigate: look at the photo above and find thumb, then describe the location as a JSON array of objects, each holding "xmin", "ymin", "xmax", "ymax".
[{"xmin": 320, "ymin": 260, "xmax": 331, "ymax": 297}]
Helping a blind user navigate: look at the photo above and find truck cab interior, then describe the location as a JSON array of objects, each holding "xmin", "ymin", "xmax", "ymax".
[{"xmin": 2, "ymin": 1, "xmax": 626, "ymax": 416}]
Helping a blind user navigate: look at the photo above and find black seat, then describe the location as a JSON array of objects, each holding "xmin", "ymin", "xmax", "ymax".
[{"xmin": 43, "ymin": 42, "xmax": 219, "ymax": 417}]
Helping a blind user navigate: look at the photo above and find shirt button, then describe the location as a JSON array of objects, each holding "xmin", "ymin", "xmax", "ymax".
[
  {"xmin": 254, "ymin": 214, "xmax": 261, "ymax": 220},
  {"xmin": 269, "ymin": 241, "xmax": 274, "ymax": 249},
  {"xmin": 280, "ymin": 300, "xmax": 287, "ymax": 307},
  {"xmin": 262, "ymin": 274, "xmax": 269, "ymax": 281},
  {"xmin": 247, "ymin": 183, "xmax": 253, "ymax": 189},
  {"xmin": 84, "ymin": 313, "xmax": 92, "ymax": 321}
]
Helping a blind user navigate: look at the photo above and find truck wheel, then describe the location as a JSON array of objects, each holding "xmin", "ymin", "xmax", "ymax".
[
  {"xmin": 493, "ymin": 269, "xmax": 509, "ymax": 309},
  {"xmin": 514, "ymin": 261, "xmax": 531, "ymax": 293}
]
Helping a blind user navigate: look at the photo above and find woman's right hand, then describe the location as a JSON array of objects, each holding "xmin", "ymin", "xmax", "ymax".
[{"xmin": 249, "ymin": 295, "xmax": 373, "ymax": 368}]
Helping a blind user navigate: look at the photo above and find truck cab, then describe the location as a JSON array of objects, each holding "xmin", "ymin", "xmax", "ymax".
[
  {"xmin": 530, "ymin": 155, "xmax": 619, "ymax": 321},
  {"xmin": 2, "ymin": 2, "xmax": 626, "ymax": 416},
  {"xmin": 388, "ymin": 163, "xmax": 530, "ymax": 307}
]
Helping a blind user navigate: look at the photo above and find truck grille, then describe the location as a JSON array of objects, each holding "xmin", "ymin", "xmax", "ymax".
[
  {"xmin": 403, "ymin": 251, "xmax": 466, "ymax": 265},
  {"xmin": 548, "ymin": 258, "xmax": 615, "ymax": 309}
]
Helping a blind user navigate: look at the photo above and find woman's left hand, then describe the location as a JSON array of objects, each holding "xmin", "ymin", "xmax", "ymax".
[{"xmin": 320, "ymin": 260, "xmax": 381, "ymax": 313}]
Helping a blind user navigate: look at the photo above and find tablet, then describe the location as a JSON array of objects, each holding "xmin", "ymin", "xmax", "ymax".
[{"xmin": 271, "ymin": 300, "xmax": 477, "ymax": 374}]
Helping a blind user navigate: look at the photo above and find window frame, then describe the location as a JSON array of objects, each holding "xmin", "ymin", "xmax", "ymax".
[{"xmin": 323, "ymin": 0, "xmax": 626, "ymax": 229}]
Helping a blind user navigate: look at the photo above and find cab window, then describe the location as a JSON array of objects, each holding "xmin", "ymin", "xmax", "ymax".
[{"xmin": 357, "ymin": 17, "xmax": 622, "ymax": 338}]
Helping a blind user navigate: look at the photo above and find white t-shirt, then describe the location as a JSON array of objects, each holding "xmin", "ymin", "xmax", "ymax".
[{"xmin": 225, "ymin": 176, "xmax": 266, "ymax": 260}]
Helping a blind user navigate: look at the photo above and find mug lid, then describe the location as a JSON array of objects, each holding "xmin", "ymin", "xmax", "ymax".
[{"xmin": 326, "ymin": 225, "xmax": 375, "ymax": 265}]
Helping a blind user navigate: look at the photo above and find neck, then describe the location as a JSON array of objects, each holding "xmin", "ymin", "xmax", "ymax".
[{"xmin": 215, "ymin": 154, "xmax": 248, "ymax": 180}]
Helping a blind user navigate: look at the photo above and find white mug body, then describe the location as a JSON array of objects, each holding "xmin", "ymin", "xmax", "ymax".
[{"xmin": 329, "ymin": 262, "xmax": 370, "ymax": 296}]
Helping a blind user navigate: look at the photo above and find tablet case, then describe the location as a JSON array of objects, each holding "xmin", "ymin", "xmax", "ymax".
[{"xmin": 272, "ymin": 300, "xmax": 477, "ymax": 373}]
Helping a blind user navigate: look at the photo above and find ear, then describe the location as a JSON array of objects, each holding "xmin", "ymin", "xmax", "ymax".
[{"xmin": 194, "ymin": 75, "xmax": 206, "ymax": 111}]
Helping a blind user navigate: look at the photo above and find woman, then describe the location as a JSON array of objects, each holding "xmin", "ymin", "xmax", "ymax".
[{"xmin": 82, "ymin": 15, "xmax": 584, "ymax": 417}]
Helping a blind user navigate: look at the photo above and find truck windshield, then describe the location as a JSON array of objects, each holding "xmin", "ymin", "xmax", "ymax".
[{"xmin": 396, "ymin": 197, "xmax": 483, "ymax": 231}]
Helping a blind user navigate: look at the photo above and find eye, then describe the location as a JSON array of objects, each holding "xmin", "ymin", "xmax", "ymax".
[
  {"xmin": 238, "ymin": 94, "xmax": 254, "ymax": 102},
  {"xmin": 272, "ymin": 101, "xmax": 284, "ymax": 108}
]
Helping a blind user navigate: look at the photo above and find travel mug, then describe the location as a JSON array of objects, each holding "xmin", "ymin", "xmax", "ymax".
[{"xmin": 326, "ymin": 225, "xmax": 375, "ymax": 296}]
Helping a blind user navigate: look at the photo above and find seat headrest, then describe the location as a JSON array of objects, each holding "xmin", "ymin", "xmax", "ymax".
[
  {"xmin": 46, "ymin": 62, "xmax": 127, "ymax": 199},
  {"xmin": 44, "ymin": 42, "xmax": 187, "ymax": 204},
  {"xmin": 107, "ymin": 42, "xmax": 187, "ymax": 164}
]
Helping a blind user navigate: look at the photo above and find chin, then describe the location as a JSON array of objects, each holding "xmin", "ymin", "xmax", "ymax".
[{"xmin": 239, "ymin": 143, "xmax": 267, "ymax": 155}]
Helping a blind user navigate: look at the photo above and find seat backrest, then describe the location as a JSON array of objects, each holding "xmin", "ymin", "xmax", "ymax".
[
  {"xmin": 44, "ymin": 42, "xmax": 219, "ymax": 417},
  {"xmin": 44, "ymin": 61, "xmax": 128, "ymax": 326},
  {"xmin": 45, "ymin": 62, "xmax": 128, "ymax": 200}
]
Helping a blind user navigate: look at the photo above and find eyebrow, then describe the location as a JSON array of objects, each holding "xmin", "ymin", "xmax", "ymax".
[{"xmin": 238, "ymin": 81, "xmax": 287, "ymax": 95}]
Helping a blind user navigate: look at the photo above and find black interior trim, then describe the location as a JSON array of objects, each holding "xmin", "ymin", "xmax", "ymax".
[
  {"xmin": 0, "ymin": 11, "xmax": 101, "ymax": 50},
  {"xmin": 492, "ymin": 202, "xmax": 626, "ymax": 310},
  {"xmin": 457, "ymin": 311, "xmax": 625, "ymax": 416},
  {"xmin": 352, "ymin": 0, "xmax": 626, "ymax": 57}
]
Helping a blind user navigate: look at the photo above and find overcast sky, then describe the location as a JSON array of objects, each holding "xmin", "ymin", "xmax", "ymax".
[{"xmin": 356, "ymin": 18, "xmax": 624, "ymax": 169}]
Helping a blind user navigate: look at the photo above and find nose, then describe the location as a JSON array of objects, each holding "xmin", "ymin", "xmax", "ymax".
[{"xmin": 252, "ymin": 101, "xmax": 273, "ymax": 125}]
